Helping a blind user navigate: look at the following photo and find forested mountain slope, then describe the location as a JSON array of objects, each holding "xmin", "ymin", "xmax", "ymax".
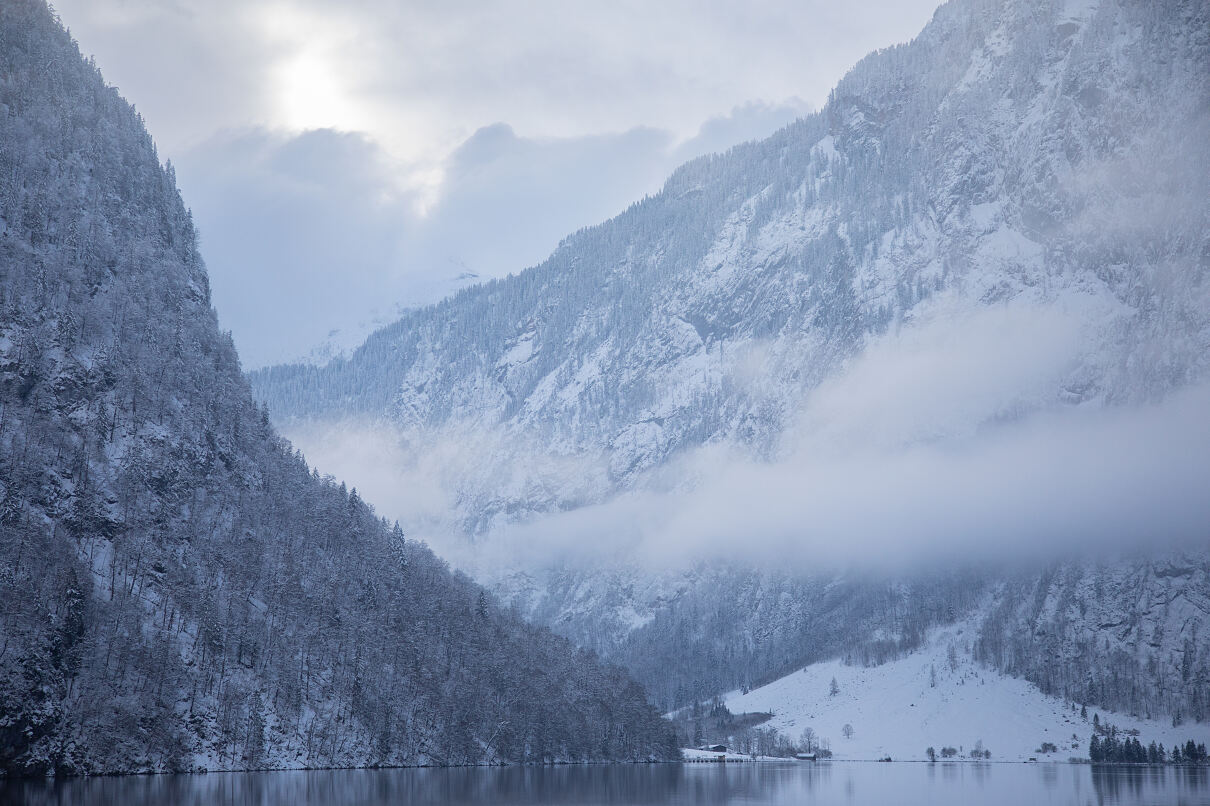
[
  {"xmin": 0, "ymin": 1, "xmax": 675, "ymax": 776},
  {"xmin": 977, "ymin": 556, "xmax": 1210, "ymax": 723}
]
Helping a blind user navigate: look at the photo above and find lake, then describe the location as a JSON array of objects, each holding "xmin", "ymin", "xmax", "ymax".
[{"xmin": 5, "ymin": 762, "xmax": 1210, "ymax": 805}]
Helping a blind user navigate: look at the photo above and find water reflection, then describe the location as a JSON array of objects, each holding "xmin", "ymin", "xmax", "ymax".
[
  {"xmin": 5, "ymin": 762, "xmax": 1209, "ymax": 806},
  {"xmin": 1091, "ymin": 764, "xmax": 1146, "ymax": 803},
  {"xmin": 1087, "ymin": 765, "xmax": 1210, "ymax": 806},
  {"xmin": 1183, "ymin": 765, "xmax": 1208, "ymax": 793}
]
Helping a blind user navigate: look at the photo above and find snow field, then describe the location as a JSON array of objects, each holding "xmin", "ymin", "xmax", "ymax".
[{"xmin": 724, "ymin": 623, "xmax": 1210, "ymax": 762}]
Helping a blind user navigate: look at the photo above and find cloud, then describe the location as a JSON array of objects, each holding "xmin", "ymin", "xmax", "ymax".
[
  {"xmin": 673, "ymin": 100, "xmax": 812, "ymax": 162},
  {"xmin": 58, "ymin": 0, "xmax": 939, "ymax": 166},
  {"xmin": 263, "ymin": 0, "xmax": 935, "ymax": 153},
  {"xmin": 788, "ymin": 295, "xmax": 1088, "ymax": 452},
  {"xmin": 282, "ymin": 419, "xmax": 615, "ymax": 558},
  {"xmin": 414, "ymin": 122, "xmax": 676, "ymax": 278},
  {"xmin": 177, "ymin": 101, "xmax": 809, "ymax": 367},
  {"xmin": 57, "ymin": 0, "xmax": 933, "ymax": 365},
  {"xmin": 52, "ymin": 0, "xmax": 274, "ymax": 150},
  {"xmin": 176, "ymin": 128, "xmax": 416, "ymax": 368},
  {"xmin": 280, "ymin": 296, "xmax": 1210, "ymax": 575},
  {"xmin": 631, "ymin": 384, "xmax": 1210, "ymax": 571}
]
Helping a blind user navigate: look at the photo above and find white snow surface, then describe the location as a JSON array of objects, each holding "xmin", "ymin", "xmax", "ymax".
[
  {"xmin": 680, "ymin": 748, "xmax": 783, "ymax": 762},
  {"xmin": 724, "ymin": 621, "xmax": 1210, "ymax": 762}
]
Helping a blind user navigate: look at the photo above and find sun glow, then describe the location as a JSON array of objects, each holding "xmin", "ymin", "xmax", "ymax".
[{"xmin": 255, "ymin": 4, "xmax": 368, "ymax": 134}]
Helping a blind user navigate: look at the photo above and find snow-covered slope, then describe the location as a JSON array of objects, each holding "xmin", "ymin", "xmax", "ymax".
[
  {"xmin": 725, "ymin": 621, "xmax": 1210, "ymax": 762},
  {"xmin": 250, "ymin": 0, "xmax": 1210, "ymax": 722},
  {"xmin": 0, "ymin": 0, "xmax": 674, "ymax": 775}
]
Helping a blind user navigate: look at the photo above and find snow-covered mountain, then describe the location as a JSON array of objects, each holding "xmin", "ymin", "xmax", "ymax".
[
  {"xmin": 0, "ymin": 0, "xmax": 674, "ymax": 776},
  {"xmin": 255, "ymin": 0, "xmax": 1209, "ymax": 463},
  {"xmin": 251, "ymin": 0, "xmax": 1210, "ymax": 724}
]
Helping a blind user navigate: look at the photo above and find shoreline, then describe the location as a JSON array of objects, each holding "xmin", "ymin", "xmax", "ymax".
[{"xmin": 10, "ymin": 755, "xmax": 1210, "ymax": 781}]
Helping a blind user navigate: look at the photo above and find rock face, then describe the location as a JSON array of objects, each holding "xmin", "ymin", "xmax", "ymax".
[
  {"xmin": 251, "ymin": 0, "xmax": 1210, "ymax": 719},
  {"xmin": 0, "ymin": 0, "xmax": 676, "ymax": 776},
  {"xmin": 977, "ymin": 556, "xmax": 1210, "ymax": 723}
]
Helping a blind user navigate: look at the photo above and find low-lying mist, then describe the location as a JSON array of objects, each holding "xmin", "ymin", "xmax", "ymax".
[{"xmin": 284, "ymin": 295, "xmax": 1210, "ymax": 577}]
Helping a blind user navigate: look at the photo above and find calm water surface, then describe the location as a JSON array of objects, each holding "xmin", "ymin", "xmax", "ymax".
[{"xmin": 6, "ymin": 762, "xmax": 1210, "ymax": 806}]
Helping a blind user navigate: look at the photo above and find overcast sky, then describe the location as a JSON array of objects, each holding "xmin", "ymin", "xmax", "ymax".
[{"xmin": 56, "ymin": 0, "xmax": 943, "ymax": 368}]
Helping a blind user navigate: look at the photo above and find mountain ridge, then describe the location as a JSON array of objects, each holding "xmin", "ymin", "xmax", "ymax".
[
  {"xmin": 253, "ymin": 0, "xmax": 1209, "ymax": 485},
  {"xmin": 250, "ymin": 0, "xmax": 1210, "ymax": 724}
]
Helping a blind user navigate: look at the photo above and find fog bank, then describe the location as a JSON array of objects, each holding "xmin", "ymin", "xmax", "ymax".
[{"xmin": 285, "ymin": 298, "xmax": 1210, "ymax": 574}]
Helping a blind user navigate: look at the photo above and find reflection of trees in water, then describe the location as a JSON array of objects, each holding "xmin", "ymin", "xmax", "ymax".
[
  {"xmin": 4, "ymin": 763, "xmax": 837, "ymax": 806},
  {"xmin": 924, "ymin": 762, "xmax": 994, "ymax": 793},
  {"xmin": 1180, "ymin": 765, "xmax": 1207, "ymax": 792},
  {"xmin": 1088, "ymin": 763, "xmax": 1209, "ymax": 805},
  {"xmin": 1090, "ymin": 765, "xmax": 1147, "ymax": 805},
  {"xmin": 681, "ymin": 762, "xmax": 829, "ymax": 803},
  {"xmin": 8, "ymin": 762, "xmax": 1208, "ymax": 806}
]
